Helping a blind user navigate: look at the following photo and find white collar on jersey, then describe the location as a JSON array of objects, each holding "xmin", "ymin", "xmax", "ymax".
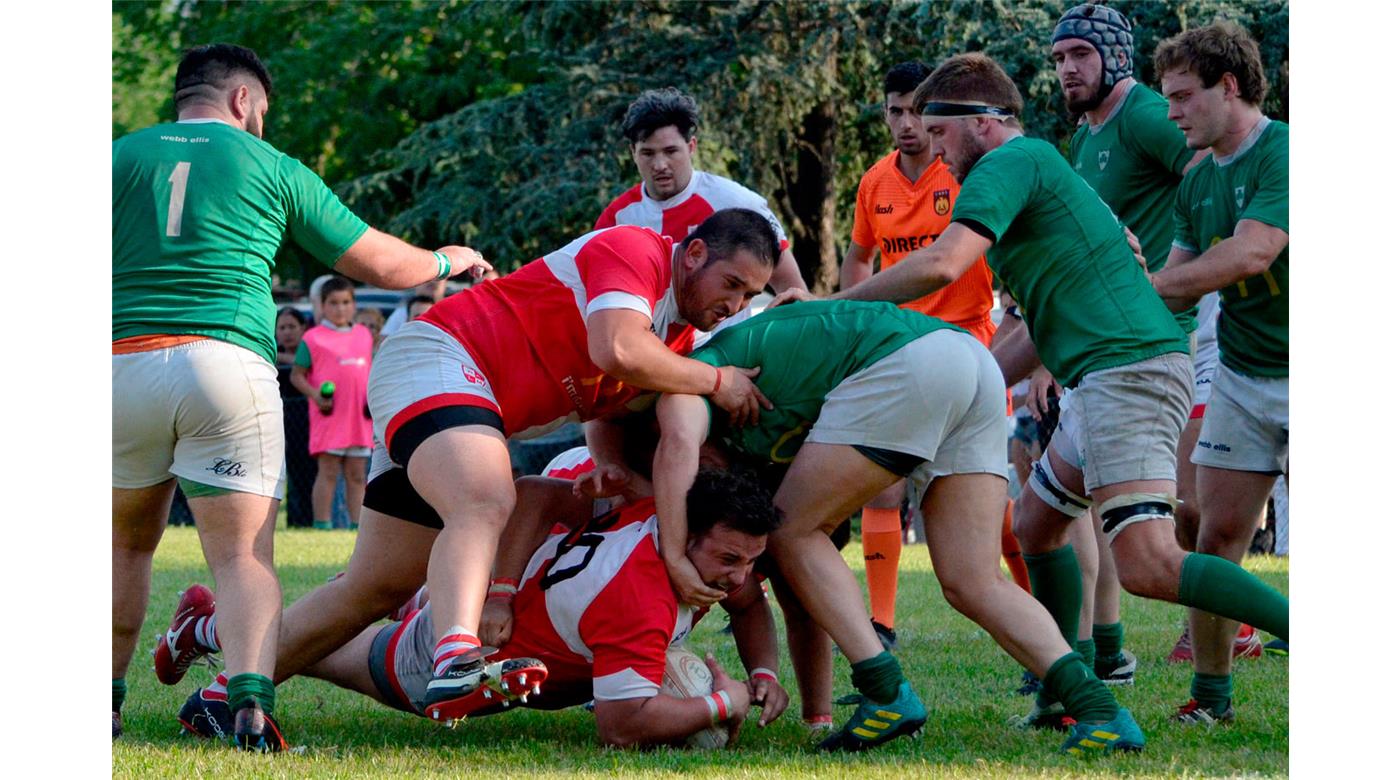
[
  {"xmin": 176, "ymin": 118, "xmax": 228, "ymax": 124},
  {"xmin": 1212, "ymin": 115, "xmax": 1271, "ymax": 167}
]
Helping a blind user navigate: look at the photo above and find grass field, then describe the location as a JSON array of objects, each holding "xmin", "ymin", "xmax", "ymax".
[{"xmin": 114, "ymin": 523, "xmax": 1288, "ymax": 778}]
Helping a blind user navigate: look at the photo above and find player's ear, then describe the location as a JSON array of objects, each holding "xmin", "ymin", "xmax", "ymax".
[
  {"xmin": 687, "ymin": 135, "xmax": 698, "ymax": 155},
  {"xmin": 683, "ymin": 238, "xmax": 707, "ymax": 271},
  {"xmin": 231, "ymin": 84, "xmax": 250, "ymax": 118},
  {"xmin": 1220, "ymin": 71, "xmax": 1239, "ymax": 101}
]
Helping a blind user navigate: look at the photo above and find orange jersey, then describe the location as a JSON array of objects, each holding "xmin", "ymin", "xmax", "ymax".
[{"xmin": 851, "ymin": 151, "xmax": 995, "ymax": 345}]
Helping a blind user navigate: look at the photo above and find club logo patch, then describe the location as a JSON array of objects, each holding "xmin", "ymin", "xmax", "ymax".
[
  {"xmin": 1235, "ymin": 185, "xmax": 1246, "ymax": 209},
  {"xmin": 1098, "ymin": 149, "xmax": 1111, "ymax": 170},
  {"xmin": 933, "ymin": 189, "xmax": 951, "ymax": 215},
  {"xmin": 462, "ymin": 365, "xmax": 486, "ymax": 385}
]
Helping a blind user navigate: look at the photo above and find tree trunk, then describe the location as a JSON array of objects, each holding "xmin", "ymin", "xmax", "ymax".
[{"xmin": 788, "ymin": 75, "xmax": 839, "ymax": 292}]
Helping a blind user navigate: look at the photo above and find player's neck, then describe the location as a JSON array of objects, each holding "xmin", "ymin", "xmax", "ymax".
[
  {"xmin": 1210, "ymin": 107, "xmax": 1267, "ymax": 160},
  {"xmin": 1083, "ymin": 78, "xmax": 1135, "ymax": 127},
  {"xmin": 177, "ymin": 106, "xmax": 240, "ymax": 129},
  {"xmin": 895, "ymin": 147, "xmax": 936, "ymax": 183}
]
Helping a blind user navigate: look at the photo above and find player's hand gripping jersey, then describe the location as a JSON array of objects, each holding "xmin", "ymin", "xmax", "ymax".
[
  {"xmin": 379, "ymin": 499, "xmax": 709, "ymax": 711},
  {"xmin": 413, "ymin": 226, "xmax": 697, "ymax": 440}
]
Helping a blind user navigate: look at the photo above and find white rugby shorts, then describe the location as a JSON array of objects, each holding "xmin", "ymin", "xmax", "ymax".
[{"xmin": 113, "ymin": 338, "xmax": 284, "ymax": 498}]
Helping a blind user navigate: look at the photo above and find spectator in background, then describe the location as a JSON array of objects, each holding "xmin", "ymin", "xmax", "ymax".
[
  {"xmin": 381, "ymin": 279, "xmax": 446, "ymax": 337},
  {"xmin": 407, "ymin": 294, "xmax": 436, "ymax": 321},
  {"xmin": 290, "ymin": 277, "xmax": 374, "ymax": 530},
  {"xmin": 275, "ymin": 307, "xmax": 306, "ymax": 368},
  {"xmin": 275, "ymin": 307, "xmax": 315, "ymax": 528},
  {"xmin": 353, "ymin": 307, "xmax": 385, "ymax": 354}
]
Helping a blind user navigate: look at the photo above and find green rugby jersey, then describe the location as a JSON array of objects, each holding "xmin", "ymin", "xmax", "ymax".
[
  {"xmin": 1173, "ymin": 119, "xmax": 1288, "ymax": 378},
  {"xmin": 1070, "ymin": 83, "xmax": 1196, "ymax": 331},
  {"xmin": 690, "ymin": 300, "xmax": 962, "ymax": 463},
  {"xmin": 951, "ymin": 136, "xmax": 1188, "ymax": 387},
  {"xmin": 113, "ymin": 120, "xmax": 368, "ymax": 364}
]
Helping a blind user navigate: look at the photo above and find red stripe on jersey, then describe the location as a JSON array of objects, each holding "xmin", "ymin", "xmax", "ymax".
[
  {"xmin": 383, "ymin": 393, "xmax": 502, "ymax": 454},
  {"xmin": 384, "ymin": 612, "xmax": 419, "ymax": 711}
]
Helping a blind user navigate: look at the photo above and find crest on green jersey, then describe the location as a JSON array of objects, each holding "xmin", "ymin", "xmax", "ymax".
[
  {"xmin": 1098, "ymin": 150, "xmax": 1110, "ymax": 171},
  {"xmin": 1235, "ymin": 186, "xmax": 1246, "ymax": 209}
]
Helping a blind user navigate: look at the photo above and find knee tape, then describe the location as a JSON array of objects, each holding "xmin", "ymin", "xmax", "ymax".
[
  {"xmin": 1027, "ymin": 450, "xmax": 1091, "ymax": 518},
  {"xmin": 1098, "ymin": 492, "xmax": 1178, "ymax": 544}
]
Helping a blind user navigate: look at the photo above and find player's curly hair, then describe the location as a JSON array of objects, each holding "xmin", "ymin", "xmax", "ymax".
[
  {"xmin": 884, "ymin": 61, "xmax": 933, "ymax": 97},
  {"xmin": 913, "ymin": 53, "xmax": 1024, "ymax": 127},
  {"xmin": 687, "ymin": 468, "xmax": 782, "ymax": 539},
  {"xmin": 175, "ymin": 43, "xmax": 274, "ymax": 109},
  {"xmin": 1153, "ymin": 21, "xmax": 1268, "ymax": 106},
  {"xmin": 621, "ymin": 87, "xmax": 700, "ymax": 145}
]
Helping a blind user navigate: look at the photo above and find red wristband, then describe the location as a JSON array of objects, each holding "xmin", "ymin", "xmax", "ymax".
[
  {"xmin": 711, "ymin": 366, "xmax": 723, "ymax": 395},
  {"xmin": 708, "ymin": 691, "xmax": 730, "ymax": 722}
]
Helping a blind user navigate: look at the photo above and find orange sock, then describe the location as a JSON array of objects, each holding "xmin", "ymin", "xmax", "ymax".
[
  {"xmin": 1001, "ymin": 499, "xmax": 1031, "ymax": 593},
  {"xmin": 862, "ymin": 507, "xmax": 903, "ymax": 628}
]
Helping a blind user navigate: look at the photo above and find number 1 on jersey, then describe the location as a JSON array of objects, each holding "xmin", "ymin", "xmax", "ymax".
[{"xmin": 166, "ymin": 161, "xmax": 191, "ymax": 237}]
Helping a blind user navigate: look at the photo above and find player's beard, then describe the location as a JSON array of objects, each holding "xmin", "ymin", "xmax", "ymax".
[
  {"xmin": 951, "ymin": 137, "xmax": 990, "ymax": 184},
  {"xmin": 1065, "ymin": 77, "xmax": 1111, "ymax": 115}
]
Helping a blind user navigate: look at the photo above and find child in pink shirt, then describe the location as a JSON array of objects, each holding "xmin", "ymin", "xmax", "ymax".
[{"xmin": 291, "ymin": 277, "xmax": 374, "ymax": 529}]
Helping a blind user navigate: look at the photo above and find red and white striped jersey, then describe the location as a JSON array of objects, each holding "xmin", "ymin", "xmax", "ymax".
[
  {"xmin": 498, "ymin": 498, "xmax": 698, "ymax": 702},
  {"xmin": 595, "ymin": 171, "xmax": 791, "ymax": 252},
  {"xmin": 419, "ymin": 227, "xmax": 696, "ymax": 439},
  {"xmin": 541, "ymin": 446, "xmax": 595, "ymax": 480}
]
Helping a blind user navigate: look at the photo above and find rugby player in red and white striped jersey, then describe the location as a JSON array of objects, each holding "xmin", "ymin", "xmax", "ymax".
[
  {"xmin": 597, "ymin": 88, "xmax": 808, "ymax": 298},
  {"xmin": 155, "ymin": 209, "xmax": 782, "ymax": 725}
]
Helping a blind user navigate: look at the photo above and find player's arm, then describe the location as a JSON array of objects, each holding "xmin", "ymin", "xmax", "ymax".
[
  {"xmin": 332, "ymin": 226, "xmax": 492, "ymax": 289},
  {"xmin": 592, "ymin": 657, "xmax": 752, "ymax": 748},
  {"xmin": 838, "ymin": 242, "xmax": 877, "ymax": 291},
  {"xmin": 288, "ymin": 343, "xmax": 333, "ymax": 413},
  {"xmin": 579, "ymin": 417, "xmax": 652, "ymax": 501},
  {"xmin": 479, "ymin": 476, "xmax": 593, "ymax": 647},
  {"xmin": 587, "ymin": 308, "xmax": 770, "ymax": 426},
  {"xmin": 653, "ymin": 394, "xmax": 728, "ymax": 606},
  {"xmin": 1151, "ymin": 219, "xmax": 1288, "ymax": 303},
  {"xmin": 989, "ymin": 311, "xmax": 1045, "ymax": 387},
  {"xmin": 768, "ymin": 247, "xmax": 809, "ymax": 294},
  {"xmin": 721, "ymin": 576, "xmax": 789, "ymax": 727},
  {"xmin": 825, "ymin": 223, "xmax": 989, "ymax": 305}
]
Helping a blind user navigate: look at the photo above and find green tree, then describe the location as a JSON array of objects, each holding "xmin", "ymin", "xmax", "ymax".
[{"xmin": 113, "ymin": 0, "xmax": 1287, "ymax": 290}]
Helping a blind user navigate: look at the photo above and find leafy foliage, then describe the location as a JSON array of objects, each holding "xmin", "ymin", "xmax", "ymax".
[{"xmin": 112, "ymin": 0, "xmax": 1287, "ymax": 289}]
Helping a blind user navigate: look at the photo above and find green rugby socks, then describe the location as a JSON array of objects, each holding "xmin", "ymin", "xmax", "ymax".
[
  {"xmin": 227, "ymin": 673, "xmax": 277, "ymax": 715},
  {"xmin": 1093, "ymin": 622, "xmax": 1124, "ymax": 663},
  {"xmin": 1042, "ymin": 652, "xmax": 1119, "ymax": 724},
  {"xmin": 1190, "ymin": 672, "xmax": 1232, "ymax": 712},
  {"xmin": 1178, "ymin": 552, "xmax": 1288, "ymax": 640},
  {"xmin": 851, "ymin": 651, "xmax": 904, "ymax": 705},
  {"xmin": 1025, "ymin": 545, "xmax": 1083, "ymax": 646},
  {"xmin": 113, "ymin": 678, "xmax": 127, "ymax": 714},
  {"xmin": 1076, "ymin": 638, "xmax": 1096, "ymax": 667}
]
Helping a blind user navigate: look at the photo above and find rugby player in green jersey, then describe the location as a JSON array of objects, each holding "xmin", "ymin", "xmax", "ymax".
[
  {"xmin": 653, "ymin": 301, "xmax": 1144, "ymax": 754},
  {"xmin": 1150, "ymin": 22, "xmax": 1290, "ymax": 726},
  {"xmin": 774, "ymin": 54, "xmax": 1288, "ymax": 724},
  {"xmin": 1004, "ymin": 3, "xmax": 1215, "ymax": 706},
  {"xmin": 113, "ymin": 44, "xmax": 490, "ymax": 749}
]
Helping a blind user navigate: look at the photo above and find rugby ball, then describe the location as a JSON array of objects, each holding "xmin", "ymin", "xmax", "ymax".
[{"xmin": 660, "ymin": 646, "xmax": 730, "ymax": 749}]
